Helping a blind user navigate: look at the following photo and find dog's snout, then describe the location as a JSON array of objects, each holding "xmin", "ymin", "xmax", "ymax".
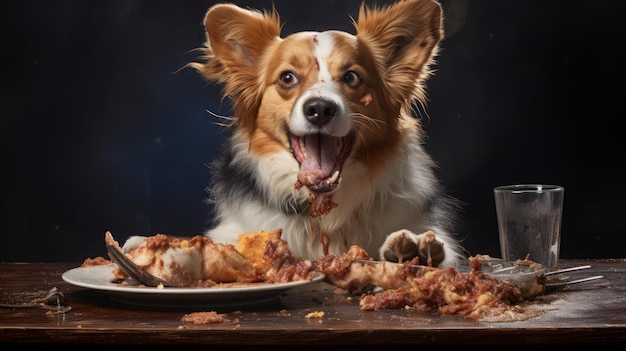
[{"xmin": 303, "ymin": 97, "xmax": 337, "ymax": 126}]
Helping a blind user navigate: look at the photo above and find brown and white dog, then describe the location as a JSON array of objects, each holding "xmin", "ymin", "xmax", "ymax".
[{"xmin": 137, "ymin": 0, "xmax": 465, "ymax": 268}]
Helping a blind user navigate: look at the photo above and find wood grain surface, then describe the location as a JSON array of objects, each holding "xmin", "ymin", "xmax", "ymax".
[{"xmin": 1, "ymin": 259, "xmax": 625, "ymax": 348}]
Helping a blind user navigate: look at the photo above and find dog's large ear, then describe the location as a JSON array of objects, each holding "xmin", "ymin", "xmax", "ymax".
[
  {"xmin": 188, "ymin": 4, "xmax": 282, "ymax": 129},
  {"xmin": 355, "ymin": 0, "xmax": 443, "ymax": 108}
]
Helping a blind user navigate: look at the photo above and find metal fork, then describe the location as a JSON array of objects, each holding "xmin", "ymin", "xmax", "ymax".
[
  {"xmin": 0, "ymin": 287, "xmax": 72, "ymax": 313},
  {"xmin": 105, "ymin": 244, "xmax": 174, "ymax": 287}
]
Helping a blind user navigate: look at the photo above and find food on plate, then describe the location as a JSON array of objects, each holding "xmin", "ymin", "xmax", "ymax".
[
  {"xmin": 262, "ymin": 234, "xmax": 317, "ymax": 283},
  {"xmin": 316, "ymin": 245, "xmax": 541, "ymax": 321},
  {"xmin": 103, "ymin": 229, "xmax": 545, "ymax": 321},
  {"xmin": 106, "ymin": 231, "xmax": 258, "ymax": 286},
  {"xmin": 105, "ymin": 230, "xmax": 316, "ymax": 287},
  {"xmin": 80, "ymin": 256, "xmax": 112, "ymax": 267},
  {"xmin": 236, "ymin": 229, "xmax": 283, "ymax": 275}
]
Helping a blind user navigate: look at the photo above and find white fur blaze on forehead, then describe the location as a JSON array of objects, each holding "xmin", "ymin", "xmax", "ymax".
[
  {"xmin": 289, "ymin": 31, "xmax": 352, "ymax": 137},
  {"xmin": 313, "ymin": 32, "xmax": 336, "ymax": 82}
]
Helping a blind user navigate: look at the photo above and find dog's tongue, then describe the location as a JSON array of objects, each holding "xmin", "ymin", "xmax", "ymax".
[
  {"xmin": 294, "ymin": 134, "xmax": 337, "ymax": 185},
  {"xmin": 301, "ymin": 134, "xmax": 335, "ymax": 175}
]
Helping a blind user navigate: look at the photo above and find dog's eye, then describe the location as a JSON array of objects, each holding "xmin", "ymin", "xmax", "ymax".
[
  {"xmin": 278, "ymin": 71, "xmax": 300, "ymax": 89},
  {"xmin": 342, "ymin": 71, "xmax": 361, "ymax": 88}
]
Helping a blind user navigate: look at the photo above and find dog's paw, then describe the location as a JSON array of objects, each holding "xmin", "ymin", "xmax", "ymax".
[
  {"xmin": 379, "ymin": 230, "xmax": 445, "ymax": 267},
  {"xmin": 379, "ymin": 230, "xmax": 419, "ymax": 263}
]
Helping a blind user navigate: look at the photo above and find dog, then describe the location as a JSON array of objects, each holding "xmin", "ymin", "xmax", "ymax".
[{"xmin": 178, "ymin": 0, "xmax": 465, "ymax": 268}]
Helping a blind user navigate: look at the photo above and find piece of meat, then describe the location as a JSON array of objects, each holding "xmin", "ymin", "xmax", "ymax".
[
  {"xmin": 316, "ymin": 245, "xmax": 527, "ymax": 321},
  {"xmin": 106, "ymin": 232, "xmax": 260, "ymax": 286},
  {"xmin": 200, "ymin": 237, "xmax": 260, "ymax": 283},
  {"xmin": 105, "ymin": 231, "xmax": 316, "ymax": 287},
  {"xmin": 263, "ymin": 237, "xmax": 316, "ymax": 283}
]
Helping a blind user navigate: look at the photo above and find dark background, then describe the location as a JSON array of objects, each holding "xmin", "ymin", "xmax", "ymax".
[{"xmin": 2, "ymin": 0, "xmax": 624, "ymax": 262}]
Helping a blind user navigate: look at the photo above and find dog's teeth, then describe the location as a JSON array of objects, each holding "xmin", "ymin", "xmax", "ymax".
[
  {"xmin": 300, "ymin": 138, "xmax": 307, "ymax": 158},
  {"xmin": 329, "ymin": 170, "xmax": 339, "ymax": 184}
]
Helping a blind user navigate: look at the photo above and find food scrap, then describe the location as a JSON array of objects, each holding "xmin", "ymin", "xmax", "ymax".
[
  {"xmin": 360, "ymin": 93, "xmax": 373, "ymax": 106},
  {"xmin": 305, "ymin": 311, "xmax": 325, "ymax": 319},
  {"xmin": 181, "ymin": 311, "xmax": 230, "ymax": 325}
]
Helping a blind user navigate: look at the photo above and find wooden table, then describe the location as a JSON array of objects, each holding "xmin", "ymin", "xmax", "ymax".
[{"xmin": 1, "ymin": 259, "xmax": 625, "ymax": 349}]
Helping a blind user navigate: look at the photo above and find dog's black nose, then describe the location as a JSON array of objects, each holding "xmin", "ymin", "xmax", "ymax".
[{"xmin": 303, "ymin": 97, "xmax": 337, "ymax": 126}]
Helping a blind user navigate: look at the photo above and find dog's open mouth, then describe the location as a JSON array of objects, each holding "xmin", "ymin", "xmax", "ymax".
[{"xmin": 290, "ymin": 132, "xmax": 354, "ymax": 193}]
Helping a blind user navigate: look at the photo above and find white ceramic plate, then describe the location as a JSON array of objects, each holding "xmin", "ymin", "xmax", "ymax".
[{"xmin": 62, "ymin": 264, "xmax": 325, "ymax": 309}]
